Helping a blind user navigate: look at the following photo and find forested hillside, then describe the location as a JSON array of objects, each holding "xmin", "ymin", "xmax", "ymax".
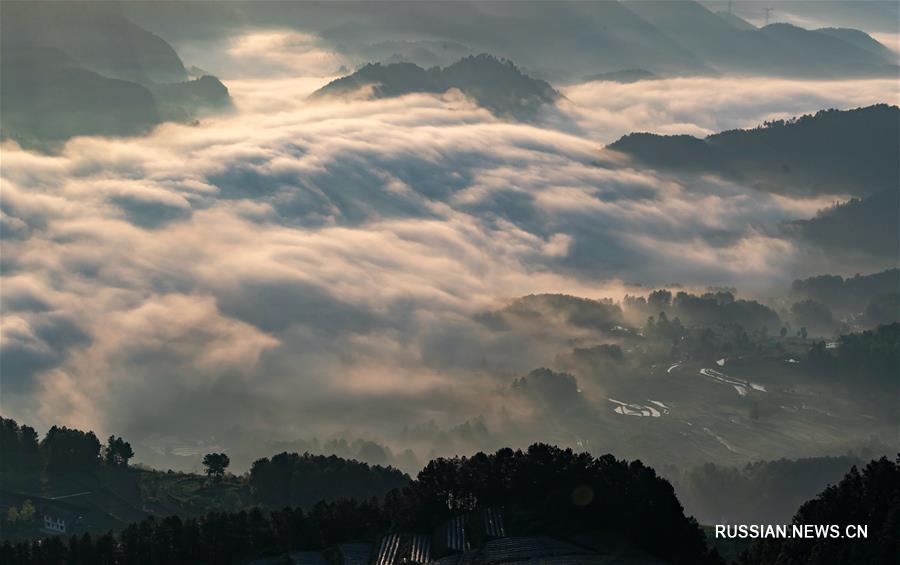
[
  {"xmin": 0, "ymin": 444, "xmax": 722, "ymax": 564},
  {"xmin": 0, "ymin": 419, "xmax": 408, "ymax": 544},
  {"xmin": 608, "ymin": 105, "xmax": 899, "ymax": 196}
]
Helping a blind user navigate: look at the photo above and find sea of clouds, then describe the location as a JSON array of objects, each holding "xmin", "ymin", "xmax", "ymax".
[{"xmin": 1, "ymin": 30, "xmax": 896, "ymax": 469}]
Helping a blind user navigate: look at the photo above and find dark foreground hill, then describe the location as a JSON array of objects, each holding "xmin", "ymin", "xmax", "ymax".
[
  {"xmin": 311, "ymin": 54, "xmax": 561, "ymax": 119},
  {"xmin": 0, "ymin": 419, "xmax": 723, "ymax": 564},
  {"xmin": 607, "ymin": 105, "xmax": 900, "ymax": 197}
]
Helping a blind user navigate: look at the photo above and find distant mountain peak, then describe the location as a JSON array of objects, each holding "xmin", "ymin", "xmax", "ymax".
[{"xmin": 311, "ymin": 53, "xmax": 560, "ymax": 119}]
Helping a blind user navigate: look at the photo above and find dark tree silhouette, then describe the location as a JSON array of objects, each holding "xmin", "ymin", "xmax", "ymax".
[
  {"xmin": 202, "ymin": 453, "xmax": 230, "ymax": 481},
  {"xmin": 40, "ymin": 426, "xmax": 101, "ymax": 474},
  {"xmin": 0, "ymin": 418, "xmax": 42, "ymax": 477},
  {"xmin": 105, "ymin": 435, "xmax": 135, "ymax": 468},
  {"xmin": 249, "ymin": 452, "xmax": 408, "ymax": 507}
]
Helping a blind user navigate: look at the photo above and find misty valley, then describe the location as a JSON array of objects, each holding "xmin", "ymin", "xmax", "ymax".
[{"xmin": 0, "ymin": 1, "xmax": 898, "ymax": 565}]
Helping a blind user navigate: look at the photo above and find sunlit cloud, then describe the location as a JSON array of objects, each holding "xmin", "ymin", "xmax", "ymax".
[
  {"xmin": 228, "ymin": 30, "xmax": 348, "ymax": 76},
  {"xmin": 561, "ymin": 77, "xmax": 899, "ymax": 144}
]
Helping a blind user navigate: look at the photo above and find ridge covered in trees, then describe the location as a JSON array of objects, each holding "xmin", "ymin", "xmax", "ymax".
[
  {"xmin": 0, "ymin": 443, "xmax": 723, "ymax": 564},
  {"xmin": 607, "ymin": 105, "xmax": 900, "ymax": 197}
]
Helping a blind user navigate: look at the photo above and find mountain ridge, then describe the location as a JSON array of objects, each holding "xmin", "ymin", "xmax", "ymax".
[
  {"xmin": 0, "ymin": 4, "xmax": 233, "ymax": 149},
  {"xmin": 115, "ymin": 1, "xmax": 898, "ymax": 80}
]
